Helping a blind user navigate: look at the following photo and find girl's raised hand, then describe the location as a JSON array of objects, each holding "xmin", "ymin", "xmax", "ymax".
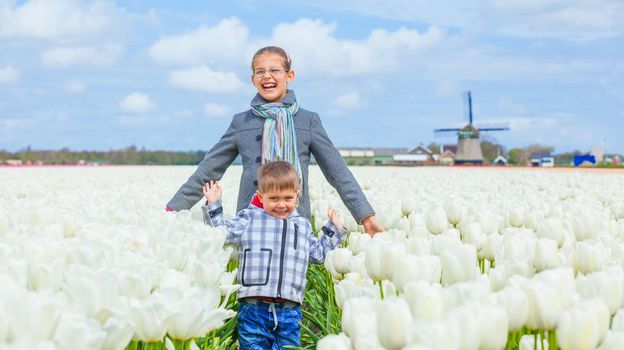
[
  {"xmin": 327, "ymin": 207, "xmax": 343, "ymax": 230},
  {"xmin": 202, "ymin": 181, "xmax": 222, "ymax": 204}
]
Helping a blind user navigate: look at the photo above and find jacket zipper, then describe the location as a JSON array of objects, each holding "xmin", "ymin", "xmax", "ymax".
[
  {"xmin": 276, "ymin": 218, "xmax": 288, "ymax": 298},
  {"xmin": 294, "ymin": 223, "xmax": 299, "ymax": 250}
]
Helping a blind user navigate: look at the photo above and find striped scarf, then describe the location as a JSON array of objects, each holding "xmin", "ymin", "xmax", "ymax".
[{"xmin": 251, "ymin": 98, "xmax": 302, "ymax": 182}]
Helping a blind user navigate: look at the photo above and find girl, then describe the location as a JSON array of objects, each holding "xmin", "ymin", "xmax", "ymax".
[{"xmin": 166, "ymin": 46, "xmax": 383, "ymax": 235}]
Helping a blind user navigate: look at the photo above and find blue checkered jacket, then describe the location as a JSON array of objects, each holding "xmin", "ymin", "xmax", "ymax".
[{"xmin": 202, "ymin": 200, "xmax": 346, "ymax": 304}]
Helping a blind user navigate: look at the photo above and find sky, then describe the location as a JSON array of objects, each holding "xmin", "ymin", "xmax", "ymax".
[{"xmin": 0, "ymin": 0, "xmax": 623, "ymax": 155}]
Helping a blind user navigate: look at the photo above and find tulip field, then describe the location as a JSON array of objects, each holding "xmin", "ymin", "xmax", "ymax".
[{"xmin": 1, "ymin": 165, "xmax": 624, "ymax": 350}]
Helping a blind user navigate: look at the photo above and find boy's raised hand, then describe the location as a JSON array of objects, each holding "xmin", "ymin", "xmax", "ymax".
[
  {"xmin": 327, "ymin": 207, "xmax": 343, "ymax": 230},
  {"xmin": 202, "ymin": 180, "xmax": 222, "ymax": 204}
]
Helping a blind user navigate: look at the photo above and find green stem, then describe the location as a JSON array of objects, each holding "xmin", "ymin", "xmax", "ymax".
[
  {"xmin": 534, "ymin": 333, "xmax": 537, "ymax": 350},
  {"xmin": 378, "ymin": 280, "xmax": 385, "ymax": 299}
]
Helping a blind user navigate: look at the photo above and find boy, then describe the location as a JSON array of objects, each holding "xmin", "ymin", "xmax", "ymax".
[{"xmin": 201, "ymin": 161, "xmax": 346, "ymax": 349}]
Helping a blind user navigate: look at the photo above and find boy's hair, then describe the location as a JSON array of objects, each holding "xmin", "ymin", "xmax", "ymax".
[
  {"xmin": 258, "ymin": 161, "xmax": 300, "ymax": 193},
  {"xmin": 251, "ymin": 46, "xmax": 292, "ymax": 72}
]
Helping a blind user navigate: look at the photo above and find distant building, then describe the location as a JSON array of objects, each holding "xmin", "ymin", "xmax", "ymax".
[
  {"xmin": 338, "ymin": 148, "xmax": 374, "ymax": 165},
  {"xmin": 373, "ymin": 148, "xmax": 409, "ymax": 165},
  {"xmin": 393, "ymin": 145, "xmax": 436, "ymax": 165},
  {"xmin": 441, "ymin": 144, "xmax": 458, "ymax": 154},
  {"xmin": 493, "ymin": 155, "xmax": 508, "ymax": 166},
  {"xmin": 438, "ymin": 150, "xmax": 456, "ymax": 166},
  {"xmin": 574, "ymin": 155, "xmax": 596, "ymax": 167},
  {"xmin": 5, "ymin": 159, "xmax": 22, "ymax": 166},
  {"xmin": 530, "ymin": 153, "xmax": 554, "ymax": 167}
]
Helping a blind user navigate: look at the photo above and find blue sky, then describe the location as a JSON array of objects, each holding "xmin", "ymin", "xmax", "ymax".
[{"xmin": 0, "ymin": 0, "xmax": 623, "ymax": 154}]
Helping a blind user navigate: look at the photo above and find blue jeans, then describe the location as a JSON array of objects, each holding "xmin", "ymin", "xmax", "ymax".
[{"xmin": 237, "ymin": 300, "xmax": 302, "ymax": 350}]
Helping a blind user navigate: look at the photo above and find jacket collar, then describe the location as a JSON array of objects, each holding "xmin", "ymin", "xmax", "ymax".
[{"xmin": 250, "ymin": 89, "xmax": 296, "ymax": 107}]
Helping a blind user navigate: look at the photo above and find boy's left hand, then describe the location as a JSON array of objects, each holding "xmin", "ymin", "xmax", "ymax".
[{"xmin": 327, "ymin": 207, "xmax": 343, "ymax": 230}]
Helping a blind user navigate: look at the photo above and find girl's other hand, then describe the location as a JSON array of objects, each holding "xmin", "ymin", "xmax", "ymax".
[
  {"xmin": 327, "ymin": 207, "xmax": 343, "ymax": 230},
  {"xmin": 202, "ymin": 181, "xmax": 222, "ymax": 204},
  {"xmin": 362, "ymin": 216, "xmax": 384, "ymax": 236}
]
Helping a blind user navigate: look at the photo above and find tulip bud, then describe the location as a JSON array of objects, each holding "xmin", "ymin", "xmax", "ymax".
[
  {"xmin": 316, "ymin": 333, "xmax": 352, "ymax": 350},
  {"xmin": 376, "ymin": 297, "xmax": 413, "ymax": 350},
  {"xmin": 425, "ymin": 208, "xmax": 448, "ymax": 235},
  {"xmin": 403, "ymin": 281, "xmax": 444, "ymax": 321},
  {"xmin": 557, "ymin": 299, "xmax": 610, "ymax": 350},
  {"xmin": 444, "ymin": 200, "xmax": 463, "ymax": 226},
  {"xmin": 440, "ymin": 244, "xmax": 478, "ymax": 285},
  {"xmin": 534, "ymin": 238, "xmax": 560, "ymax": 272}
]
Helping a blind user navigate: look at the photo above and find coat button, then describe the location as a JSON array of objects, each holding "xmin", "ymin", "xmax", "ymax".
[
  {"xmin": 256, "ymin": 156, "xmax": 262, "ymax": 163},
  {"xmin": 255, "ymin": 135, "xmax": 262, "ymax": 141},
  {"xmin": 253, "ymin": 180, "xmax": 258, "ymax": 186}
]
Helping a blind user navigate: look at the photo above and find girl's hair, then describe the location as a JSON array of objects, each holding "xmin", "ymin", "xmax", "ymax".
[
  {"xmin": 251, "ymin": 46, "xmax": 292, "ymax": 71},
  {"xmin": 258, "ymin": 161, "xmax": 300, "ymax": 193}
]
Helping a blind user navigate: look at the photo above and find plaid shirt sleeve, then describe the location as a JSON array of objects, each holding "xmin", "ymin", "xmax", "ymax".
[
  {"xmin": 202, "ymin": 200, "xmax": 249, "ymax": 244},
  {"xmin": 308, "ymin": 220, "xmax": 347, "ymax": 264}
]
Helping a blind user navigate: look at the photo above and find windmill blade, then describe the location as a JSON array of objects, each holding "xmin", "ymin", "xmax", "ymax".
[
  {"xmin": 463, "ymin": 91, "xmax": 473, "ymax": 125},
  {"xmin": 434, "ymin": 128, "xmax": 460, "ymax": 137},
  {"xmin": 479, "ymin": 127, "xmax": 510, "ymax": 132}
]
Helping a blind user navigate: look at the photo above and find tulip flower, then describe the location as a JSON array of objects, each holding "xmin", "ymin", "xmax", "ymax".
[
  {"xmin": 425, "ymin": 208, "xmax": 448, "ymax": 235},
  {"xmin": 347, "ymin": 232, "xmax": 371, "ymax": 255},
  {"xmin": 444, "ymin": 199, "xmax": 463, "ymax": 226},
  {"xmin": 462, "ymin": 222, "xmax": 485, "ymax": 251},
  {"xmin": 53, "ymin": 312, "xmax": 106, "ymax": 349},
  {"xmin": 509, "ymin": 207, "xmax": 525, "ymax": 227},
  {"xmin": 392, "ymin": 254, "xmax": 441, "ymax": 291},
  {"xmin": 557, "ymin": 299, "xmax": 610, "ymax": 350},
  {"xmin": 573, "ymin": 240, "xmax": 608, "ymax": 274},
  {"xmin": 536, "ymin": 217, "xmax": 565, "ymax": 248},
  {"xmin": 611, "ymin": 308, "xmax": 624, "ymax": 331},
  {"xmin": 534, "ymin": 238, "xmax": 561, "ymax": 272},
  {"xmin": 597, "ymin": 331, "xmax": 624, "ymax": 350},
  {"xmin": 440, "ymin": 244, "xmax": 479, "ymax": 285},
  {"xmin": 575, "ymin": 267, "xmax": 624, "ymax": 315},
  {"xmin": 316, "ymin": 333, "xmax": 352, "ymax": 350},
  {"xmin": 493, "ymin": 286, "xmax": 529, "ymax": 331},
  {"xmin": 376, "ymin": 297, "xmax": 413, "ymax": 350},
  {"xmin": 478, "ymin": 304, "xmax": 509, "ymax": 350},
  {"xmin": 519, "ymin": 334, "xmax": 549, "ymax": 350},
  {"xmin": 127, "ymin": 296, "xmax": 170, "ymax": 342},
  {"xmin": 325, "ymin": 248, "xmax": 353, "ymax": 278},
  {"xmin": 523, "ymin": 280, "xmax": 563, "ymax": 331},
  {"xmin": 341, "ymin": 297, "xmax": 383, "ymax": 349},
  {"xmin": 406, "ymin": 319, "xmax": 460, "ymax": 350},
  {"xmin": 403, "ymin": 281, "xmax": 444, "ymax": 321}
]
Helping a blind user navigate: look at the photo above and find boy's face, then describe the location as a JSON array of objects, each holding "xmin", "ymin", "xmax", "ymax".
[
  {"xmin": 257, "ymin": 187, "xmax": 299, "ymax": 219},
  {"xmin": 251, "ymin": 53, "xmax": 295, "ymax": 103}
]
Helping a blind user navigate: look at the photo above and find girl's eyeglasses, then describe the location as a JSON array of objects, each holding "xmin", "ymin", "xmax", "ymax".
[{"xmin": 253, "ymin": 68, "xmax": 287, "ymax": 77}]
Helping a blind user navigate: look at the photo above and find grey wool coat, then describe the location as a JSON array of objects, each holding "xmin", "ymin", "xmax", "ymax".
[{"xmin": 166, "ymin": 90, "xmax": 375, "ymax": 222}]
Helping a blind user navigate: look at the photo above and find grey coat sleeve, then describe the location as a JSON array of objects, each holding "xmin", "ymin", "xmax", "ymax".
[
  {"xmin": 166, "ymin": 119, "xmax": 239, "ymax": 211},
  {"xmin": 309, "ymin": 113, "xmax": 375, "ymax": 222}
]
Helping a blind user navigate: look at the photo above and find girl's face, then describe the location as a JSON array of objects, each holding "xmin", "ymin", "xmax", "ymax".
[{"xmin": 251, "ymin": 53, "xmax": 295, "ymax": 103}]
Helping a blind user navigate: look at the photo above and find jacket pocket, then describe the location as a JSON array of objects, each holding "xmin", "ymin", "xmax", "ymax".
[
  {"xmin": 241, "ymin": 248, "xmax": 272, "ymax": 286},
  {"xmin": 294, "ymin": 223, "xmax": 299, "ymax": 250}
]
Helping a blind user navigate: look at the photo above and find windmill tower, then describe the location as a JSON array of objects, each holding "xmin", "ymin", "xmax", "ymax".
[{"xmin": 434, "ymin": 91, "xmax": 509, "ymax": 165}]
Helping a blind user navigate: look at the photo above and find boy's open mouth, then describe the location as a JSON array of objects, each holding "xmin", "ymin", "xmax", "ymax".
[{"xmin": 262, "ymin": 83, "xmax": 276, "ymax": 90}]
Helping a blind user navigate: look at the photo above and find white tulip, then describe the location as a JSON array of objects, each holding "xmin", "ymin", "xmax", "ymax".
[
  {"xmin": 611, "ymin": 308, "xmax": 624, "ymax": 331},
  {"xmin": 100, "ymin": 312, "xmax": 135, "ymax": 350},
  {"xmin": 0, "ymin": 213, "xmax": 9, "ymax": 235},
  {"xmin": 576, "ymin": 267, "xmax": 624, "ymax": 315},
  {"xmin": 392, "ymin": 254, "xmax": 441, "ymax": 291},
  {"xmin": 536, "ymin": 217, "xmax": 565, "ymax": 248},
  {"xmin": 348, "ymin": 253, "xmax": 369, "ymax": 279},
  {"xmin": 445, "ymin": 304, "xmax": 482, "ymax": 350},
  {"xmin": 406, "ymin": 237, "xmax": 432, "ymax": 255},
  {"xmin": 425, "ymin": 208, "xmax": 448, "ymax": 235},
  {"xmin": 407, "ymin": 319, "xmax": 460, "ymax": 350},
  {"xmin": 478, "ymin": 304, "xmax": 509, "ymax": 350},
  {"xmin": 480, "ymin": 233, "xmax": 502, "ymax": 262},
  {"xmin": 376, "ymin": 297, "xmax": 413, "ymax": 350},
  {"xmin": 401, "ymin": 198, "xmax": 416, "ymax": 217},
  {"xmin": 440, "ymin": 244, "xmax": 478, "ymax": 286},
  {"xmin": 127, "ymin": 296, "xmax": 170, "ymax": 342},
  {"xmin": 533, "ymin": 267, "xmax": 576, "ymax": 309},
  {"xmin": 53, "ymin": 312, "xmax": 106, "ymax": 350},
  {"xmin": 519, "ymin": 334, "xmax": 549, "ymax": 350},
  {"xmin": 325, "ymin": 248, "xmax": 353, "ymax": 278},
  {"xmin": 598, "ymin": 331, "xmax": 624, "ymax": 350},
  {"xmin": 573, "ymin": 240, "xmax": 607, "ymax": 274},
  {"xmin": 534, "ymin": 238, "xmax": 560, "ymax": 272},
  {"xmin": 444, "ymin": 199, "xmax": 463, "ymax": 226},
  {"xmin": 557, "ymin": 299, "xmax": 610, "ymax": 350},
  {"xmin": 348, "ymin": 232, "xmax": 371, "ymax": 255},
  {"xmin": 403, "ymin": 281, "xmax": 444, "ymax": 321},
  {"xmin": 509, "ymin": 207, "xmax": 525, "ymax": 227},
  {"xmin": 316, "ymin": 333, "xmax": 352, "ymax": 350},
  {"xmin": 494, "ymin": 286, "xmax": 529, "ymax": 331},
  {"xmin": 341, "ymin": 297, "xmax": 383, "ymax": 350},
  {"xmin": 524, "ymin": 280, "xmax": 563, "ymax": 330},
  {"xmin": 462, "ymin": 222, "xmax": 485, "ymax": 251}
]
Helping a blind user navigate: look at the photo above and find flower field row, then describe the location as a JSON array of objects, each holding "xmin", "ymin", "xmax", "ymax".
[{"xmin": 1, "ymin": 166, "xmax": 623, "ymax": 349}]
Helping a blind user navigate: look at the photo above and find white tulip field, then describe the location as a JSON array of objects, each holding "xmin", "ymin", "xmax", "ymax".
[{"xmin": 1, "ymin": 165, "xmax": 624, "ymax": 350}]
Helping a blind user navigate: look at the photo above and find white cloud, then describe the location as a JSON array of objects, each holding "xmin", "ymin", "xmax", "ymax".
[
  {"xmin": 0, "ymin": 66, "xmax": 20, "ymax": 84},
  {"xmin": 204, "ymin": 102, "xmax": 231, "ymax": 117},
  {"xmin": 0, "ymin": 0, "xmax": 123, "ymax": 40},
  {"xmin": 169, "ymin": 66, "xmax": 243, "ymax": 92},
  {"xmin": 63, "ymin": 80, "xmax": 86, "ymax": 94},
  {"xmin": 486, "ymin": 0, "xmax": 624, "ymax": 40},
  {"xmin": 119, "ymin": 92, "xmax": 155, "ymax": 113},
  {"xmin": 334, "ymin": 92, "xmax": 362, "ymax": 110},
  {"xmin": 41, "ymin": 45, "xmax": 123, "ymax": 67},
  {"xmin": 149, "ymin": 17, "xmax": 250, "ymax": 66},
  {"xmin": 147, "ymin": 17, "xmax": 443, "ymax": 77},
  {"xmin": 270, "ymin": 19, "xmax": 444, "ymax": 76}
]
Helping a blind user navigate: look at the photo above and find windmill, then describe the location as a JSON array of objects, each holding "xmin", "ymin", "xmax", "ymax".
[{"xmin": 434, "ymin": 91, "xmax": 509, "ymax": 165}]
